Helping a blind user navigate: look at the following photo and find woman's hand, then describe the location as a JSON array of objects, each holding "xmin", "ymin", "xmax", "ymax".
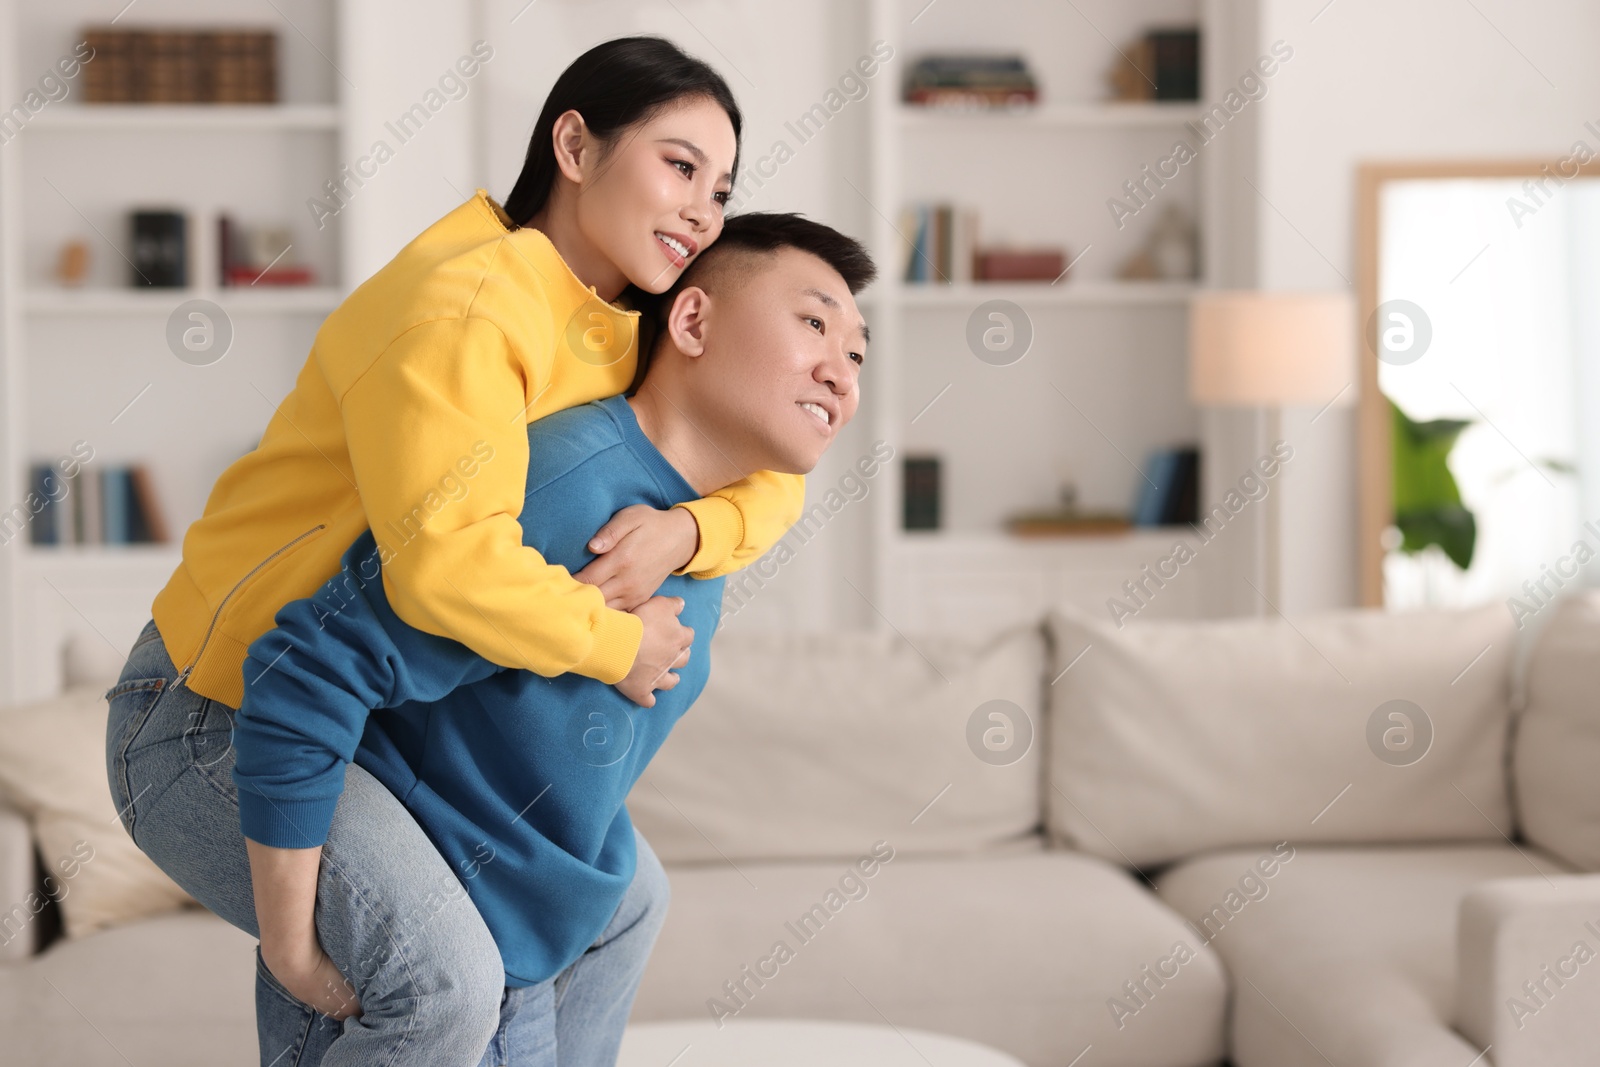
[
  {"xmin": 572, "ymin": 504, "xmax": 699, "ymax": 611},
  {"xmin": 262, "ymin": 938, "xmax": 363, "ymax": 1020}
]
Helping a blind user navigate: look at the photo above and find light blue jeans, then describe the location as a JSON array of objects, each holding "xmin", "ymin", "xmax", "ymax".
[{"xmin": 105, "ymin": 618, "xmax": 670, "ymax": 1067}]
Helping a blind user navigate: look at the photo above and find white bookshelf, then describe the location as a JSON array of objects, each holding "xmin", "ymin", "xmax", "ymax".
[
  {"xmin": 0, "ymin": 0, "xmax": 351, "ymax": 703},
  {"xmin": 861, "ymin": 0, "xmax": 1223, "ymax": 627}
]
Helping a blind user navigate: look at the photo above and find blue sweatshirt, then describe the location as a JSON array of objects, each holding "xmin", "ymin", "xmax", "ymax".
[{"xmin": 232, "ymin": 395, "xmax": 724, "ymax": 986}]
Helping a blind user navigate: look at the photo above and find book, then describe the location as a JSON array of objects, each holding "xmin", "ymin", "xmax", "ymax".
[
  {"xmin": 27, "ymin": 465, "xmax": 59, "ymax": 545},
  {"xmin": 1133, "ymin": 449, "xmax": 1177, "ymax": 526},
  {"xmin": 223, "ymin": 265, "xmax": 314, "ymax": 286},
  {"xmin": 1149, "ymin": 29, "xmax": 1200, "ymax": 102},
  {"xmin": 138, "ymin": 31, "xmax": 205, "ymax": 104},
  {"xmin": 102, "ymin": 467, "xmax": 130, "ymax": 545},
  {"xmin": 1132, "ymin": 446, "xmax": 1201, "ymax": 526},
  {"xmin": 975, "ymin": 249, "xmax": 1066, "ymax": 282},
  {"xmin": 128, "ymin": 464, "xmax": 169, "ymax": 542},
  {"xmin": 1159, "ymin": 447, "xmax": 1200, "ymax": 524},
  {"xmin": 903, "ymin": 456, "xmax": 941, "ymax": 530}
]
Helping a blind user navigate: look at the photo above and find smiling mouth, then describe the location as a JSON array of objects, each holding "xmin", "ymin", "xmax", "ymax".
[
  {"xmin": 799, "ymin": 401, "xmax": 832, "ymax": 430},
  {"xmin": 655, "ymin": 232, "xmax": 690, "ymax": 267}
]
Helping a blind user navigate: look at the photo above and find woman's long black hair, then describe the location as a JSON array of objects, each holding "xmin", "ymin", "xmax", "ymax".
[
  {"xmin": 502, "ymin": 36, "xmax": 742, "ymax": 377},
  {"xmin": 502, "ymin": 36, "xmax": 743, "ymax": 227}
]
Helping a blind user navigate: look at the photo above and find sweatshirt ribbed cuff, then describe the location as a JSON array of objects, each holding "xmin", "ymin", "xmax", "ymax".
[
  {"xmin": 672, "ymin": 496, "xmax": 743, "ymax": 576},
  {"xmin": 238, "ymin": 790, "xmax": 341, "ymax": 850},
  {"xmin": 571, "ymin": 608, "xmax": 643, "ymax": 685}
]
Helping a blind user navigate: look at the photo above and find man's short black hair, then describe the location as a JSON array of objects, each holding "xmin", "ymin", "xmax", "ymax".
[{"xmin": 645, "ymin": 212, "xmax": 875, "ymax": 357}]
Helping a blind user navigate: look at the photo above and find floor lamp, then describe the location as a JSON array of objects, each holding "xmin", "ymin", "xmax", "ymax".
[{"xmin": 1189, "ymin": 292, "xmax": 1355, "ymax": 614}]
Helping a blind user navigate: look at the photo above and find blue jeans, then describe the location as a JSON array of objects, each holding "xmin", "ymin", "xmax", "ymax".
[{"xmin": 105, "ymin": 618, "xmax": 670, "ymax": 1067}]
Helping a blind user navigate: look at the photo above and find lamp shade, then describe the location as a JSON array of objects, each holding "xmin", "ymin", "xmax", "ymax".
[{"xmin": 1189, "ymin": 291, "xmax": 1356, "ymax": 407}]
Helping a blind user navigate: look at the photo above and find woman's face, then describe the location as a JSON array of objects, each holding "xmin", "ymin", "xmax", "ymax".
[{"xmin": 573, "ymin": 96, "xmax": 738, "ymax": 295}]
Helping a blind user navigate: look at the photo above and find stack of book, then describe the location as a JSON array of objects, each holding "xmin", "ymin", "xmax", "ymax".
[
  {"xmin": 27, "ymin": 463, "xmax": 169, "ymax": 546},
  {"xmin": 81, "ymin": 28, "xmax": 278, "ymax": 104},
  {"xmin": 901, "ymin": 202, "xmax": 978, "ymax": 284},
  {"xmin": 904, "ymin": 55, "xmax": 1039, "ymax": 109},
  {"xmin": 1132, "ymin": 446, "xmax": 1200, "ymax": 526}
]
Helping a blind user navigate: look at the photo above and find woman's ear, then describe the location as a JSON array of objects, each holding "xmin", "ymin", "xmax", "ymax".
[
  {"xmin": 550, "ymin": 109, "xmax": 591, "ymax": 184},
  {"xmin": 665, "ymin": 287, "xmax": 712, "ymax": 357}
]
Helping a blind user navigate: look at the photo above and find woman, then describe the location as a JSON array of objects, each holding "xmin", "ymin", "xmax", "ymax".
[{"xmin": 106, "ymin": 37, "xmax": 797, "ymax": 1067}]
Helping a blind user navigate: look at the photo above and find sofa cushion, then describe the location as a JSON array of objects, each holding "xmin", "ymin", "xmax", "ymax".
[
  {"xmin": 628, "ymin": 622, "xmax": 1046, "ymax": 863},
  {"xmin": 1154, "ymin": 843, "xmax": 1573, "ymax": 1067},
  {"xmin": 1513, "ymin": 590, "xmax": 1600, "ymax": 871},
  {"xmin": 0, "ymin": 910, "xmax": 255, "ymax": 1066},
  {"xmin": 1045, "ymin": 604, "xmax": 1516, "ymax": 868},
  {"xmin": 634, "ymin": 841, "xmax": 1227, "ymax": 1067},
  {"xmin": 0, "ymin": 680, "xmax": 196, "ymax": 939}
]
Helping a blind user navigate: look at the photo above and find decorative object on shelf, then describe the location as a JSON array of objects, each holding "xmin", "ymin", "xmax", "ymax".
[
  {"xmin": 1106, "ymin": 27, "xmax": 1201, "ymax": 102},
  {"xmin": 54, "ymin": 240, "xmax": 90, "ymax": 288},
  {"xmin": 1116, "ymin": 203, "xmax": 1197, "ymax": 281},
  {"xmin": 1150, "ymin": 204, "xmax": 1198, "ymax": 279},
  {"xmin": 1005, "ymin": 508, "xmax": 1133, "ymax": 537},
  {"xmin": 82, "ymin": 27, "xmax": 277, "ymax": 104},
  {"xmin": 976, "ymin": 247, "xmax": 1067, "ymax": 283},
  {"xmin": 129, "ymin": 209, "xmax": 187, "ymax": 288},
  {"xmin": 900, "ymin": 202, "xmax": 977, "ymax": 283},
  {"xmin": 903, "ymin": 455, "xmax": 941, "ymax": 530},
  {"xmin": 1189, "ymin": 292, "xmax": 1355, "ymax": 612},
  {"xmin": 218, "ymin": 214, "xmax": 312, "ymax": 286},
  {"xmin": 28, "ymin": 462, "xmax": 167, "ymax": 546},
  {"xmin": 904, "ymin": 55, "xmax": 1038, "ymax": 109},
  {"xmin": 1131, "ymin": 446, "xmax": 1200, "ymax": 526}
]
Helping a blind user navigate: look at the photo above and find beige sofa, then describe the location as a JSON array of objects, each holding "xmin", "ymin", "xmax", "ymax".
[{"xmin": 2, "ymin": 593, "xmax": 1597, "ymax": 1067}]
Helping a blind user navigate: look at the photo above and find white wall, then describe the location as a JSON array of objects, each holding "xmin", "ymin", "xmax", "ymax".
[{"xmin": 1252, "ymin": 0, "xmax": 1600, "ymax": 612}]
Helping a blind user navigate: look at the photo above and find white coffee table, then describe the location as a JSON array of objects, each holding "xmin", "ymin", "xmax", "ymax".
[{"xmin": 617, "ymin": 1018, "xmax": 1027, "ymax": 1066}]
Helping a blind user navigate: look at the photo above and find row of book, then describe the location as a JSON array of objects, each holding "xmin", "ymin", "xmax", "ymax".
[
  {"xmin": 1133, "ymin": 447, "xmax": 1200, "ymax": 526},
  {"xmin": 900, "ymin": 202, "xmax": 1070, "ymax": 284},
  {"xmin": 27, "ymin": 463, "xmax": 169, "ymax": 546},
  {"xmin": 901, "ymin": 203, "xmax": 978, "ymax": 284},
  {"xmin": 82, "ymin": 28, "xmax": 278, "ymax": 104},
  {"xmin": 904, "ymin": 55, "xmax": 1039, "ymax": 109}
]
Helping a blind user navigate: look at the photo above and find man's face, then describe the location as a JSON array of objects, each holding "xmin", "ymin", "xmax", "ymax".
[{"xmin": 697, "ymin": 247, "xmax": 866, "ymax": 474}]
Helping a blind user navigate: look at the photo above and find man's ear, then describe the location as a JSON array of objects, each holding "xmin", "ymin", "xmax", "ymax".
[
  {"xmin": 666, "ymin": 286, "xmax": 712, "ymax": 357},
  {"xmin": 550, "ymin": 109, "xmax": 591, "ymax": 184}
]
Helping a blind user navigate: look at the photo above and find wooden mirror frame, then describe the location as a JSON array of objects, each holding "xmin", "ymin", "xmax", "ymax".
[{"xmin": 1354, "ymin": 158, "xmax": 1600, "ymax": 606}]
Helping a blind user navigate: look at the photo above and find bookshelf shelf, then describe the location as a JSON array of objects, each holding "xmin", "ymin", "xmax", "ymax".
[
  {"xmin": 24, "ymin": 287, "xmax": 345, "ymax": 314},
  {"xmin": 26, "ymin": 104, "xmax": 340, "ymax": 132},
  {"xmin": 0, "ymin": 0, "xmax": 353, "ymax": 703},
  {"xmin": 20, "ymin": 543, "xmax": 184, "ymax": 567},
  {"xmin": 894, "ymin": 527, "xmax": 1200, "ymax": 550},
  {"xmin": 860, "ymin": 0, "xmax": 1219, "ymax": 628},
  {"xmin": 882, "ymin": 281, "xmax": 1196, "ymax": 307},
  {"xmin": 896, "ymin": 101, "xmax": 1206, "ymax": 130}
]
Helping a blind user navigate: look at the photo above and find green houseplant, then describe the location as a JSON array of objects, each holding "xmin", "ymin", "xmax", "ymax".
[{"xmin": 1390, "ymin": 399, "xmax": 1476, "ymax": 570}]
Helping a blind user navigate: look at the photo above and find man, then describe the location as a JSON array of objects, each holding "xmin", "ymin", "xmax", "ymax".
[{"xmin": 231, "ymin": 212, "xmax": 874, "ymax": 1065}]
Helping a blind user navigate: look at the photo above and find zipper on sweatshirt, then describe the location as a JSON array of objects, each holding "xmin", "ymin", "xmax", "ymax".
[{"xmin": 174, "ymin": 523, "xmax": 328, "ymax": 690}]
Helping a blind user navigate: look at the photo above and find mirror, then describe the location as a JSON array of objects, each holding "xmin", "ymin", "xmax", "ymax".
[{"xmin": 1356, "ymin": 161, "xmax": 1600, "ymax": 613}]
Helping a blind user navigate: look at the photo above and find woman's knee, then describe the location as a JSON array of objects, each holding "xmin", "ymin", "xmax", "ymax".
[{"xmin": 343, "ymin": 895, "xmax": 504, "ymax": 1047}]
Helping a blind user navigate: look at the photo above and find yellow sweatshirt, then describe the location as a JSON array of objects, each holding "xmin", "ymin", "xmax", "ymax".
[{"xmin": 151, "ymin": 190, "xmax": 804, "ymax": 710}]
